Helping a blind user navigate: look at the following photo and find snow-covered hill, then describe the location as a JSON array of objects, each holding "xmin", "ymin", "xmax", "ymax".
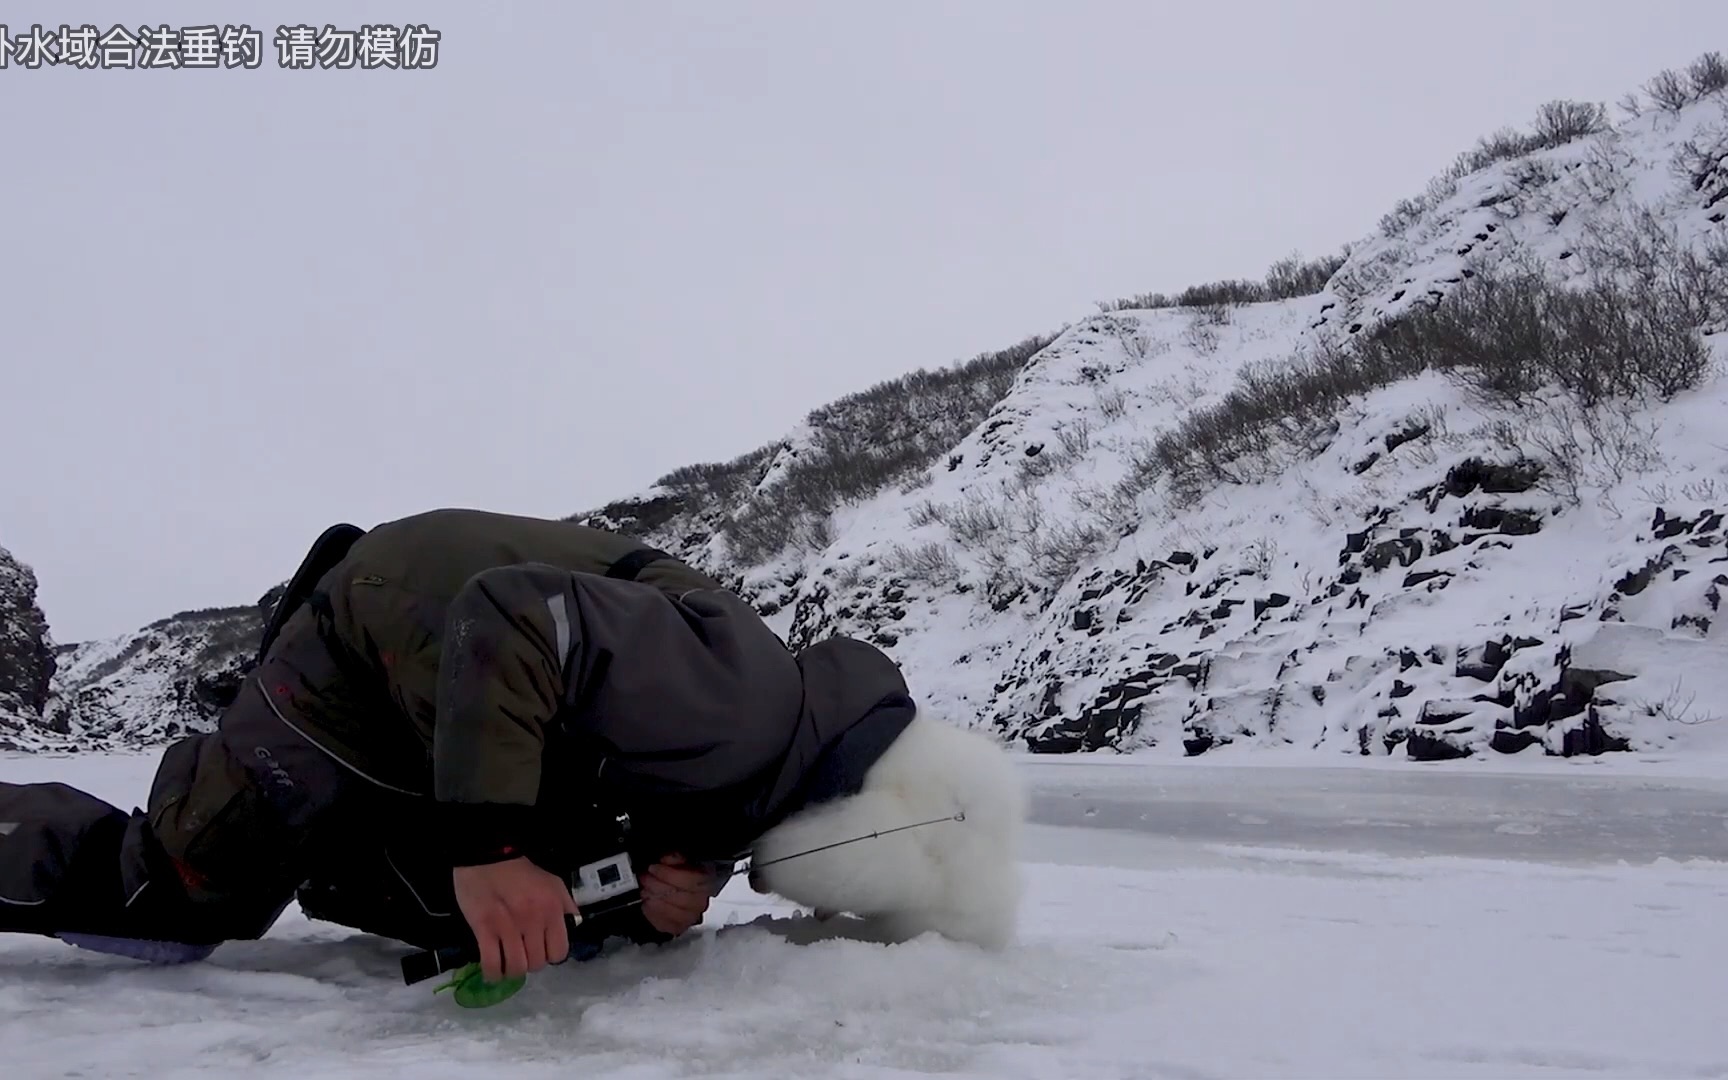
[
  {"xmin": 591, "ymin": 59, "xmax": 1728, "ymax": 763},
  {"xmin": 10, "ymin": 54, "xmax": 1728, "ymax": 763},
  {"xmin": 37, "ymin": 592, "xmax": 277, "ymax": 749}
]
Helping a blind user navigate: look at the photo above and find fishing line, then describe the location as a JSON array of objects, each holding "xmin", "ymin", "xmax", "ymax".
[{"xmin": 738, "ymin": 811, "xmax": 966, "ymax": 873}]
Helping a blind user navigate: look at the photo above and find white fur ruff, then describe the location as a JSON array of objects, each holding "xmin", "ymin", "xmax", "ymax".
[{"xmin": 748, "ymin": 714, "xmax": 1027, "ymax": 950}]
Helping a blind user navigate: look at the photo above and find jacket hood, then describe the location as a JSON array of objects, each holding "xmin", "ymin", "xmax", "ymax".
[
  {"xmin": 563, "ymin": 633, "xmax": 915, "ymax": 864},
  {"xmin": 748, "ymin": 635, "xmax": 916, "ymax": 832}
]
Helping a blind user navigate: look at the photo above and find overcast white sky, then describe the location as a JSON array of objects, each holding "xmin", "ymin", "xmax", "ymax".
[{"xmin": 1, "ymin": 1, "xmax": 1720, "ymax": 643}]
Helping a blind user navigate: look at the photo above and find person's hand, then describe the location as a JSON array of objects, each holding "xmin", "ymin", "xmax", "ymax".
[
  {"xmin": 640, "ymin": 853, "xmax": 716, "ymax": 937},
  {"xmin": 452, "ymin": 856, "xmax": 581, "ymax": 982}
]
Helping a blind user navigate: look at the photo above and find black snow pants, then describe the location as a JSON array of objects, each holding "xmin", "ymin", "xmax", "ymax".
[{"xmin": 0, "ymin": 603, "xmax": 427, "ymax": 948}]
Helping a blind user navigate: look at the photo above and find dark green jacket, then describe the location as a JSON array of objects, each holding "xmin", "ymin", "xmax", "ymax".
[{"xmin": 299, "ymin": 508, "xmax": 912, "ymax": 865}]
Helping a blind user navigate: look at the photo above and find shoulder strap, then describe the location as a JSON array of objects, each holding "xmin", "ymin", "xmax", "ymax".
[
  {"xmin": 257, "ymin": 522, "xmax": 367, "ymax": 665},
  {"xmin": 605, "ymin": 545, "xmax": 671, "ymax": 582}
]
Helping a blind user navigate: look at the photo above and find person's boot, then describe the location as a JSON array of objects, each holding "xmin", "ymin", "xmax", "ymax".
[{"xmin": 43, "ymin": 809, "xmax": 238, "ymax": 965}]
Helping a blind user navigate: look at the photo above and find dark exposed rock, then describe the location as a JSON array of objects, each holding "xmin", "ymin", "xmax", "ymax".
[
  {"xmin": 1407, "ymin": 727, "xmax": 1473, "ymax": 761},
  {"xmin": 1366, "ymin": 536, "xmax": 1423, "ymax": 571},
  {"xmin": 1490, "ymin": 728, "xmax": 1542, "ymax": 754},
  {"xmin": 1209, "ymin": 599, "xmax": 1244, "ymax": 620},
  {"xmin": 1253, "ymin": 593, "xmax": 1291, "ymax": 618},
  {"xmin": 1651, "ymin": 507, "xmax": 1719, "ymax": 541},
  {"xmin": 1615, "ymin": 547, "xmax": 1681, "ymax": 597},
  {"xmin": 1171, "ymin": 661, "xmax": 1208, "ymax": 687},
  {"xmin": 0, "ymin": 545, "xmax": 56, "ymax": 721},
  {"xmin": 1417, "ymin": 700, "xmax": 1474, "ymax": 725},
  {"xmin": 1561, "ymin": 709, "xmax": 1631, "ymax": 756},
  {"xmin": 1444, "ymin": 457, "xmax": 1543, "ymax": 497},
  {"xmin": 1461, "ymin": 506, "xmax": 1543, "ymax": 536},
  {"xmin": 1512, "ymin": 662, "xmax": 1634, "ymax": 731},
  {"xmin": 1456, "ymin": 638, "xmax": 1512, "ymax": 682},
  {"xmin": 1385, "ymin": 422, "xmax": 1431, "ymax": 453},
  {"xmin": 1673, "ymin": 614, "xmax": 1711, "ymax": 635}
]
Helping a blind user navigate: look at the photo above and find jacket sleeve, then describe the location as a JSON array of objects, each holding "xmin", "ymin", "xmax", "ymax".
[{"xmin": 432, "ymin": 562, "xmax": 591, "ymax": 866}]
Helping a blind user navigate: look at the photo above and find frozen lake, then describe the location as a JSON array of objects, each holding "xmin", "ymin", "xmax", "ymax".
[
  {"xmin": 1025, "ymin": 755, "xmax": 1728, "ymax": 865},
  {"xmin": 1, "ymin": 749, "xmax": 1725, "ymax": 1079}
]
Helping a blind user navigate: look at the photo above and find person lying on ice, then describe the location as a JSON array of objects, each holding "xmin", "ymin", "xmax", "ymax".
[{"xmin": 0, "ymin": 508, "xmax": 1024, "ymax": 989}]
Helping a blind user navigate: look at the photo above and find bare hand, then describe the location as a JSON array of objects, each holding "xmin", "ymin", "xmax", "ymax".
[
  {"xmin": 453, "ymin": 857, "xmax": 581, "ymax": 982},
  {"xmin": 640, "ymin": 854, "xmax": 716, "ymax": 937}
]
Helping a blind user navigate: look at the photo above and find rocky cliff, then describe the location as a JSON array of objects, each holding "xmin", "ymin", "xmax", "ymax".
[{"xmin": 0, "ymin": 544, "xmax": 58, "ymax": 750}]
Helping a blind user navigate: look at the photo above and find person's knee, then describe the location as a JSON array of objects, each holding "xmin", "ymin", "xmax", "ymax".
[{"xmin": 145, "ymin": 735, "xmax": 304, "ymax": 912}]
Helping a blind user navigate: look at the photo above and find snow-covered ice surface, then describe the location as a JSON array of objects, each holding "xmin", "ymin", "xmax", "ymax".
[{"xmin": 3, "ymin": 750, "xmax": 1726, "ymax": 1079}]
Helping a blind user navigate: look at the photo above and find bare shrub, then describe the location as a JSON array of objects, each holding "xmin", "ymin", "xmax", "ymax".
[
  {"xmin": 720, "ymin": 328, "xmax": 1059, "ymax": 563},
  {"xmin": 885, "ymin": 541, "xmax": 961, "ymax": 588},
  {"xmin": 1380, "ymin": 196, "xmax": 1428, "ymax": 238},
  {"xmin": 1176, "ymin": 280, "xmax": 1265, "ymax": 308},
  {"xmin": 934, "ymin": 483, "xmax": 1106, "ymax": 597},
  {"xmin": 1094, "ymin": 385, "xmax": 1129, "ymax": 420},
  {"xmin": 1264, "ymin": 249, "xmax": 1349, "ymax": 299},
  {"xmin": 1242, "ymin": 536, "xmax": 1280, "ymax": 579},
  {"xmin": 1119, "ymin": 252, "xmax": 1715, "ymax": 511},
  {"xmin": 1640, "ymin": 51, "xmax": 1728, "ymax": 113},
  {"xmin": 945, "ymin": 492, "xmax": 1011, "ymax": 547},
  {"xmin": 1183, "ymin": 312, "xmax": 1222, "ymax": 356},
  {"xmin": 1015, "ymin": 449, "xmax": 1062, "ymax": 486},
  {"xmin": 1431, "ymin": 263, "xmax": 1713, "ymax": 411},
  {"xmin": 1581, "ymin": 207, "xmax": 1728, "ymax": 334},
  {"xmin": 1672, "ymin": 128, "xmax": 1728, "ymax": 197},
  {"xmin": 1096, "ymin": 291, "xmax": 1176, "ymax": 314},
  {"xmin": 1056, "ymin": 418, "xmax": 1093, "ymax": 459},
  {"xmin": 908, "ymin": 499, "xmax": 946, "ymax": 528},
  {"xmin": 1070, "ymin": 480, "xmax": 1139, "ymax": 526},
  {"xmin": 1026, "ymin": 518, "xmax": 1104, "ymax": 588},
  {"xmin": 1648, "ymin": 67, "xmax": 1693, "ymax": 112},
  {"xmin": 1195, "ymin": 302, "xmax": 1233, "ymax": 326},
  {"xmin": 1531, "ymin": 99, "xmax": 1611, "ymax": 146},
  {"xmin": 1098, "ymin": 247, "xmax": 1347, "ymax": 312},
  {"xmin": 1509, "ymin": 395, "xmax": 1665, "ymax": 507},
  {"xmin": 1643, "ymin": 678, "xmax": 1724, "ymax": 727},
  {"xmin": 1690, "ymin": 51, "xmax": 1728, "ymax": 98},
  {"xmin": 579, "ymin": 442, "xmax": 779, "ymax": 534},
  {"xmin": 1379, "ymin": 98, "xmax": 1612, "ymax": 238},
  {"xmin": 1115, "ymin": 437, "xmax": 1161, "ymax": 502},
  {"xmin": 1111, "ymin": 320, "xmax": 1153, "ymax": 361}
]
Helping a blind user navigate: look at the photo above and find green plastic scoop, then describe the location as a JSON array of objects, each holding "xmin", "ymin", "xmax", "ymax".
[{"xmin": 432, "ymin": 962, "xmax": 527, "ymax": 1008}]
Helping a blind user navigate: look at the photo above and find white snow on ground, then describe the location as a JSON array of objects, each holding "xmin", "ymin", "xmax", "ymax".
[{"xmin": 3, "ymin": 750, "xmax": 1725, "ymax": 1079}]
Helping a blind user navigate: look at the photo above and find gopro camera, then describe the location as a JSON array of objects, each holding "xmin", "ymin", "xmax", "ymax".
[{"xmin": 559, "ymin": 809, "xmax": 644, "ymax": 923}]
